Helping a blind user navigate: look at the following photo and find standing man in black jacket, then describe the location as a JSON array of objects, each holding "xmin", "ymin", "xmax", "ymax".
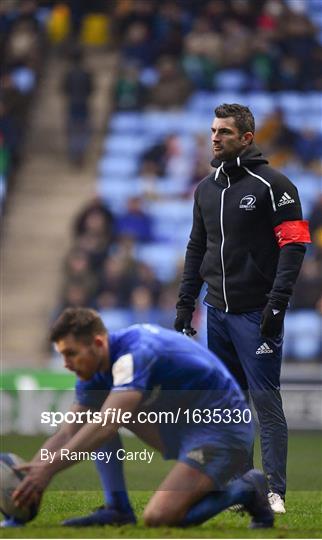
[{"xmin": 175, "ymin": 103, "xmax": 311, "ymax": 514}]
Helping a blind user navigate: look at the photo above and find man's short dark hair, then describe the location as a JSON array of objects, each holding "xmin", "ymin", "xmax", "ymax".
[
  {"xmin": 214, "ymin": 103, "xmax": 255, "ymax": 135},
  {"xmin": 50, "ymin": 308, "xmax": 107, "ymax": 344}
]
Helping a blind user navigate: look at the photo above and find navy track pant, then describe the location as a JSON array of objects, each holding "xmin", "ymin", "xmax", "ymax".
[{"xmin": 207, "ymin": 305, "xmax": 288, "ymax": 496}]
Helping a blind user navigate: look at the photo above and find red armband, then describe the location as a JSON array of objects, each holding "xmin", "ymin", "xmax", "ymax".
[{"xmin": 274, "ymin": 220, "xmax": 311, "ymax": 248}]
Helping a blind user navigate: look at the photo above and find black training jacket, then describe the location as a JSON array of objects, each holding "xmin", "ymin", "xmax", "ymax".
[{"xmin": 177, "ymin": 144, "xmax": 310, "ymax": 313}]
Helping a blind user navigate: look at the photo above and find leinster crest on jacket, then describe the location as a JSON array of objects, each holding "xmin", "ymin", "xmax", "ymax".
[{"xmin": 239, "ymin": 194, "xmax": 256, "ymax": 210}]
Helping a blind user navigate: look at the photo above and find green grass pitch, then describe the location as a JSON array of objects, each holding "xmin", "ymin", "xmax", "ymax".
[{"xmin": 1, "ymin": 432, "xmax": 321, "ymax": 538}]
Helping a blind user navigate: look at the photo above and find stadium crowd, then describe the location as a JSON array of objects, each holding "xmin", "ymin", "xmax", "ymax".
[
  {"xmin": 0, "ymin": 0, "xmax": 50, "ymax": 214},
  {"xmin": 50, "ymin": 0, "xmax": 322, "ymax": 362},
  {"xmin": 112, "ymin": 0, "xmax": 322, "ymax": 107},
  {"xmin": 1, "ymin": 1, "xmax": 320, "ymax": 361}
]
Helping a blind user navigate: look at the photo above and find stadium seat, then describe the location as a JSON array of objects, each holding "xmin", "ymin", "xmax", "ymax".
[
  {"xmin": 288, "ymin": 172, "xmax": 322, "ymax": 218},
  {"xmin": 284, "ymin": 311, "xmax": 322, "ymax": 360},
  {"xmin": 136, "ymin": 243, "xmax": 181, "ymax": 281},
  {"xmin": 104, "ymin": 135, "xmax": 156, "ymax": 155},
  {"xmin": 98, "ymin": 156, "xmax": 138, "ymax": 177},
  {"xmin": 109, "ymin": 113, "xmax": 143, "ymax": 133},
  {"xmin": 100, "ymin": 309, "xmax": 131, "ymax": 331},
  {"xmin": 144, "ymin": 112, "xmax": 184, "ymax": 135},
  {"xmin": 147, "ymin": 199, "xmax": 193, "ymax": 244},
  {"xmin": 97, "ymin": 178, "xmax": 142, "ymax": 212},
  {"xmin": 215, "ymin": 69, "xmax": 249, "ymax": 91}
]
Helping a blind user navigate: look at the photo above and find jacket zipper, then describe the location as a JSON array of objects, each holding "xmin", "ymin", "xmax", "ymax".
[{"xmin": 220, "ymin": 168, "xmax": 230, "ymax": 312}]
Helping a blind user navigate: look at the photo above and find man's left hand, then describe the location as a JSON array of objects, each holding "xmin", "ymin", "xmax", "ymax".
[
  {"xmin": 12, "ymin": 462, "xmax": 53, "ymax": 509},
  {"xmin": 260, "ymin": 303, "xmax": 285, "ymax": 338}
]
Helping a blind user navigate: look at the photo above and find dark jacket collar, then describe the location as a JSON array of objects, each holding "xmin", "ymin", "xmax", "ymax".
[{"xmin": 211, "ymin": 143, "xmax": 268, "ymax": 183}]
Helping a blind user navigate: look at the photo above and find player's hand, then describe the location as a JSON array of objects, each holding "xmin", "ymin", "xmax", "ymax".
[
  {"xmin": 260, "ymin": 303, "xmax": 285, "ymax": 338},
  {"xmin": 12, "ymin": 462, "xmax": 53, "ymax": 508},
  {"xmin": 174, "ymin": 310, "xmax": 197, "ymax": 337}
]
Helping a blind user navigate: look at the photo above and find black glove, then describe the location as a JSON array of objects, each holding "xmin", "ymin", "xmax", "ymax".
[
  {"xmin": 174, "ymin": 310, "xmax": 196, "ymax": 337},
  {"xmin": 260, "ymin": 303, "xmax": 285, "ymax": 338}
]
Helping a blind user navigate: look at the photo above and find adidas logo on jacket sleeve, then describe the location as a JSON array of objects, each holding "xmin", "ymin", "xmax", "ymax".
[{"xmin": 277, "ymin": 192, "xmax": 295, "ymax": 207}]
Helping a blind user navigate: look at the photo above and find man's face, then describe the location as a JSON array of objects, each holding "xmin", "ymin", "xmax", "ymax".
[
  {"xmin": 55, "ymin": 334, "xmax": 105, "ymax": 381},
  {"xmin": 211, "ymin": 116, "xmax": 252, "ymax": 162}
]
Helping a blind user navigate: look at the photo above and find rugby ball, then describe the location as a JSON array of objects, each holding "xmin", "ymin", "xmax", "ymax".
[{"xmin": 0, "ymin": 453, "xmax": 39, "ymax": 523}]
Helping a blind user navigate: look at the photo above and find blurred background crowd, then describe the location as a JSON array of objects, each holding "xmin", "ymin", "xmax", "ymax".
[
  {"xmin": 1, "ymin": 0, "xmax": 321, "ymax": 364},
  {"xmin": 0, "ymin": 0, "xmax": 47, "ymax": 211}
]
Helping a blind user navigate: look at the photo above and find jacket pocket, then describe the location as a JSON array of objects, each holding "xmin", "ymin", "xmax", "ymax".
[
  {"xmin": 246, "ymin": 251, "xmax": 273, "ymax": 286},
  {"xmin": 199, "ymin": 251, "xmax": 221, "ymax": 282}
]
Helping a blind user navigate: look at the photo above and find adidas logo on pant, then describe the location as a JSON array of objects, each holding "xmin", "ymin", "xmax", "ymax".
[
  {"xmin": 256, "ymin": 342, "xmax": 273, "ymax": 354},
  {"xmin": 278, "ymin": 192, "xmax": 295, "ymax": 207}
]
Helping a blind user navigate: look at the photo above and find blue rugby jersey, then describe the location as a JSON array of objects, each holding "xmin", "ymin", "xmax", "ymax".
[{"xmin": 76, "ymin": 324, "xmax": 253, "ymax": 451}]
